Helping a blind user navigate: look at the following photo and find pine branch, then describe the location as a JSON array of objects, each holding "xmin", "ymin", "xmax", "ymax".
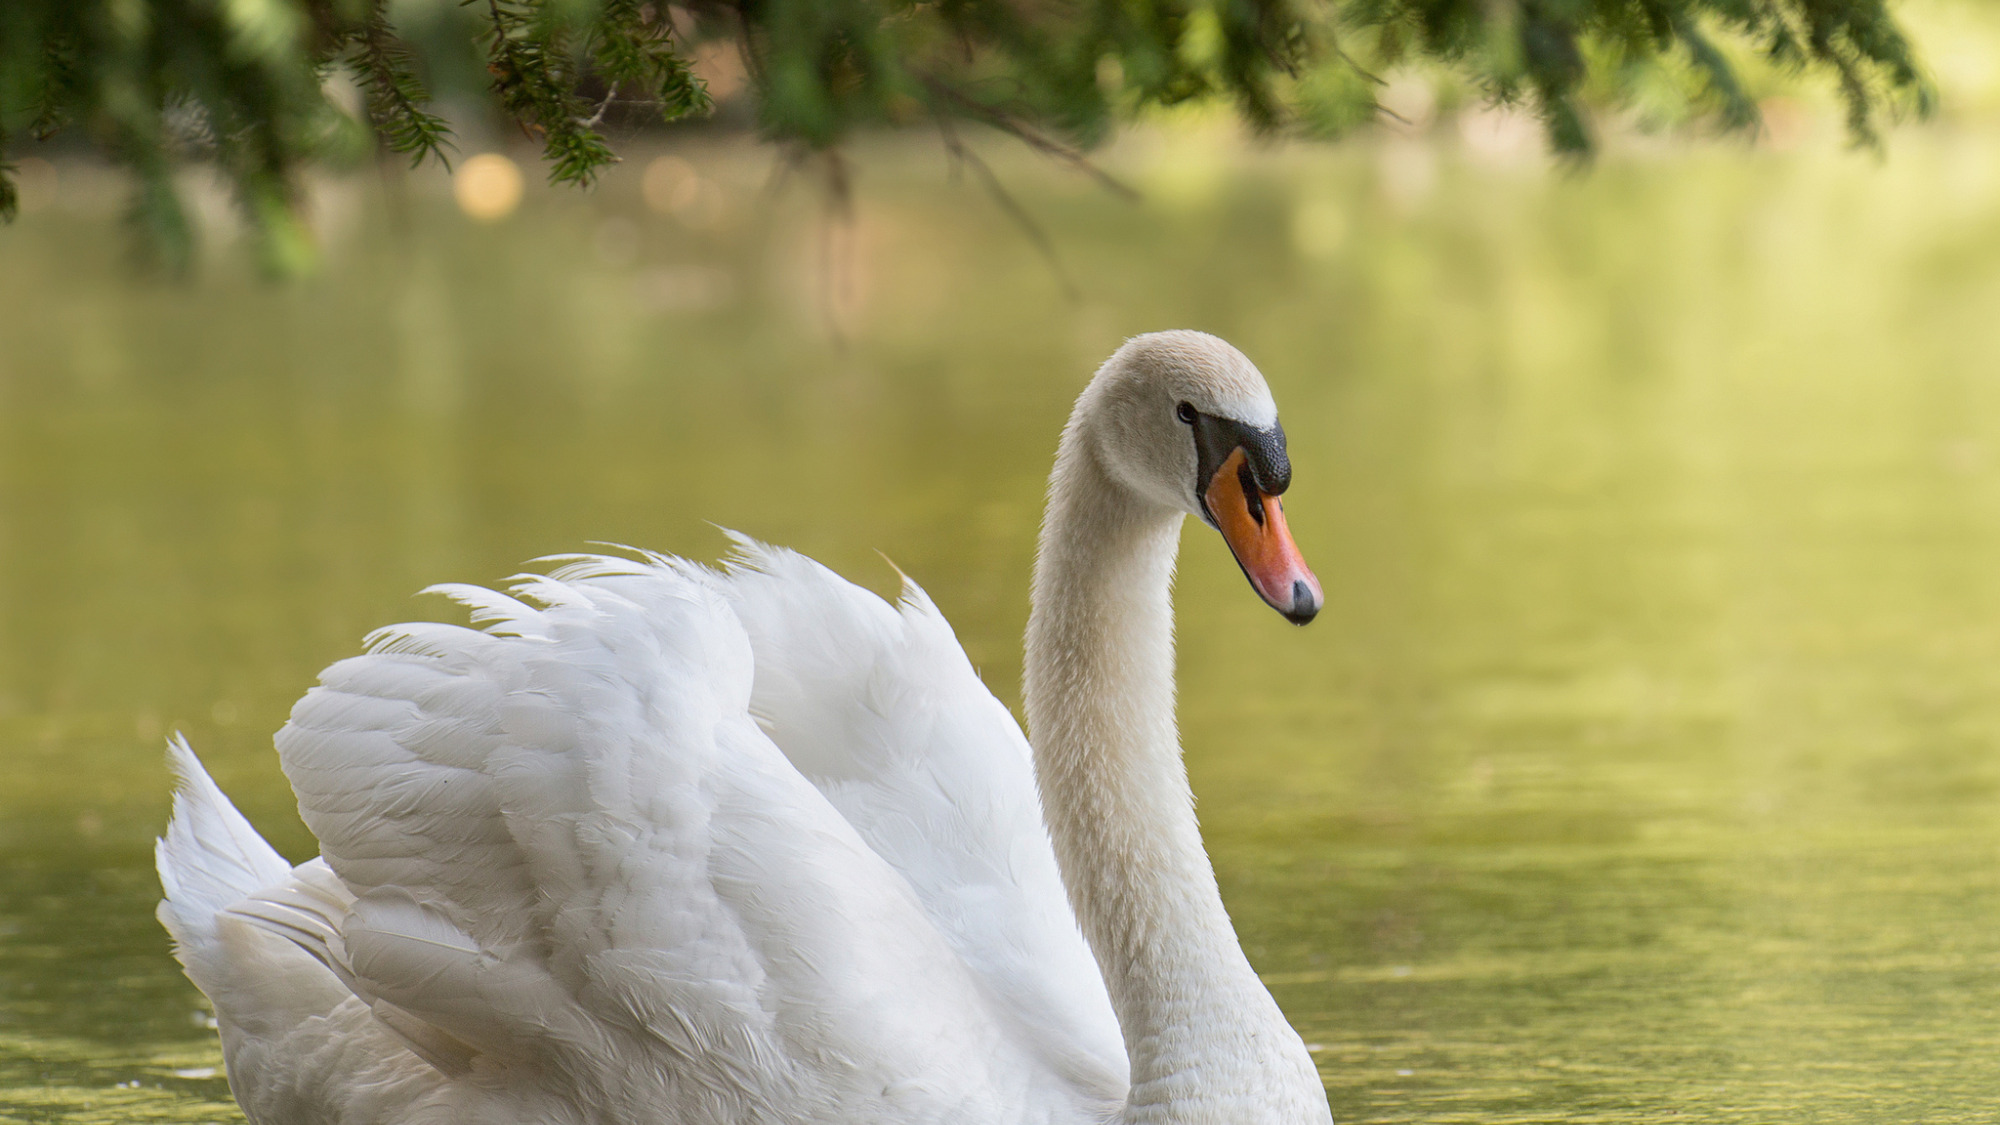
[
  {"xmin": 592, "ymin": 0, "xmax": 712, "ymax": 123},
  {"xmin": 353, "ymin": 1, "xmax": 454, "ymax": 169},
  {"xmin": 30, "ymin": 31, "xmax": 78, "ymax": 140},
  {"xmin": 483, "ymin": 0, "xmax": 618, "ymax": 185},
  {"xmin": 0, "ymin": 128, "xmax": 16, "ymax": 224},
  {"xmin": 1676, "ymin": 19, "xmax": 1760, "ymax": 131}
]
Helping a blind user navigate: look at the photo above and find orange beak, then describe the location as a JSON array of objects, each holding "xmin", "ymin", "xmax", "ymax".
[{"xmin": 1204, "ymin": 448, "xmax": 1322, "ymax": 624}]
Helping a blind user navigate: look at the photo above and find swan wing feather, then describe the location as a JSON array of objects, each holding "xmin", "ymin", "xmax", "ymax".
[{"xmin": 272, "ymin": 555, "xmax": 1094, "ymax": 1122}]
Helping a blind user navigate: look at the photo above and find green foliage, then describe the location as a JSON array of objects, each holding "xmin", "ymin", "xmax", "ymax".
[
  {"xmin": 1344, "ymin": 0, "xmax": 1929, "ymax": 150},
  {"xmin": 474, "ymin": 0, "xmax": 713, "ymax": 185},
  {"xmin": 0, "ymin": 0, "xmax": 1932, "ymax": 272},
  {"xmin": 0, "ymin": 0, "xmax": 710, "ymax": 271},
  {"xmin": 346, "ymin": 4, "xmax": 454, "ymax": 169},
  {"xmin": 0, "ymin": 0, "xmax": 329, "ymax": 271}
]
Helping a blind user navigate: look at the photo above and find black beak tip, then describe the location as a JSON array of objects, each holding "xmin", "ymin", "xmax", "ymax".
[{"xmin": 1280, "ymin": 580, "xmax": 1319, "ymax": 626}]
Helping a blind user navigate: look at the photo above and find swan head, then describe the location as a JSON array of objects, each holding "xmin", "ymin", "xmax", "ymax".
[{"xmin": 1083, "ymin": 330, "xmax": 1323, "ymax": 624}]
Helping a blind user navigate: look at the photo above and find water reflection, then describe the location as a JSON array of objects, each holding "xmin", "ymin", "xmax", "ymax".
[{"xmin": 8, "ymin": 130, "xmax": 2000, "ymax": 1120}]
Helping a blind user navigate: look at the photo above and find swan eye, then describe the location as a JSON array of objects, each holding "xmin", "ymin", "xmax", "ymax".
[{"xmin": 1176, "ymin": 402, "xmax": 1197, "ymax": 425}]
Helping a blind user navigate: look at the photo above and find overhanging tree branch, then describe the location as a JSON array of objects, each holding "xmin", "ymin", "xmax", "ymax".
[{"xmin": 0, "ymin": 0, "xmax": 1934, "ymax": 273}]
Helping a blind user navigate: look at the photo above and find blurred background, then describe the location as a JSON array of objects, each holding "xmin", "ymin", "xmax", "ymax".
[{"xmin": 9, "ymin": 0, "xmax": 2000, "ymax": 1121}]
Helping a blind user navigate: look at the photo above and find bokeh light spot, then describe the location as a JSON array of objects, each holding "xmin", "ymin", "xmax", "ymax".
[
  {"xmin": 643, "ymin": 156, "xmax": 726, "ymax": 228},
  {"xmin": 455, "ymin": 153, "xmax": 524, "ymax": 222}
]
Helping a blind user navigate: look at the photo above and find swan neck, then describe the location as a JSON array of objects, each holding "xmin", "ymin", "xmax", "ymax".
[{"xmin": 1023, "ymin": 424, "xmax": 1283, "ymax": 1113}]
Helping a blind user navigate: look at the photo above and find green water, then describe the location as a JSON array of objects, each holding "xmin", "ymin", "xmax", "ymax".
[{"xmin": 9, "ymin": 126, "xmax": 2000, "ymax": 1122}]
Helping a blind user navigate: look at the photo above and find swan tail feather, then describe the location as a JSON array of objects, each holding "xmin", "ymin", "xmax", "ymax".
[
  {"xmin": 158, "ymin": 736, "xmax": 363, "ymax": 1063},
  {"xmin": 156, "ymin": 735, "xmax": 295, "ymax": 953}
]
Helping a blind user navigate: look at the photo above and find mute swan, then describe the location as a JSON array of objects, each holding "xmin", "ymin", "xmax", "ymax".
[{"xmin": 157, "ymin": 330, "xmax": 1332, "ymax": 1125}]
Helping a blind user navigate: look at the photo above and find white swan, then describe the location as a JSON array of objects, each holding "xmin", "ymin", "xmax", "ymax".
[{"xmin": 156, "ymin": 330, "xmax": 1331, "ymax": 1125}]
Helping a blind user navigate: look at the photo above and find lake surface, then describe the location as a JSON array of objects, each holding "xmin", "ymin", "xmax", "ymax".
[{"xmin": 8, "ymin": 123, "xmax": 2000, "ymax": 1122}]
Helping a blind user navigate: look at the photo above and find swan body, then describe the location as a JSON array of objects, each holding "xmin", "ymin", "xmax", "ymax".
[{"xmin": 158, "ymin": 331, "xmax": 1332, "ymax": 1125}]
